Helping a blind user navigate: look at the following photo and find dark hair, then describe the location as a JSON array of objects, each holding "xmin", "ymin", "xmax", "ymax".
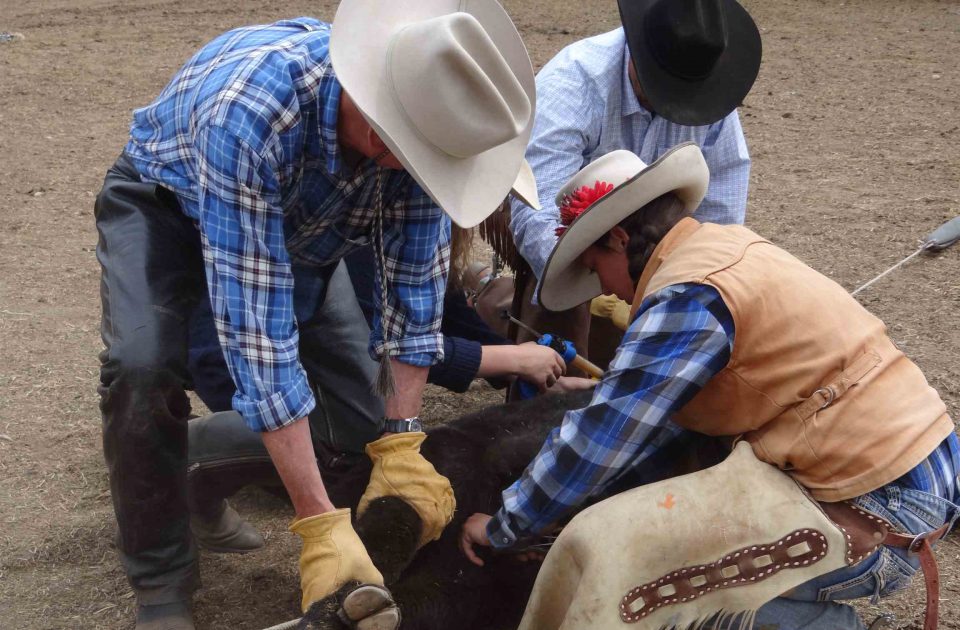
[{"xmin": 594, "ymin": 192, "xmax": 692, "ymax": 281}]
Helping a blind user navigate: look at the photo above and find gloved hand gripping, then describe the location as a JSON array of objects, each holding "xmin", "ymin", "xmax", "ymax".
[
  {"xmin": 290, "ymin": 508, "xmax": 384, "ymax": 613},
  {"xmin": 590, "ymin": 294, "xmax": 631, "ymax": 331},
  {"xmin": 358, "ymin": 432, "xmax": 456, "ymax": 548}
]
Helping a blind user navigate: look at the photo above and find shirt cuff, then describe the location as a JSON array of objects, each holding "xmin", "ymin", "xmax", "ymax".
[
  {"xmin": 233, "ymin": 367, "xmax": 316, "ymax": 433},
  {"xmin": 487, "ymin": 506, "xmax": 523, "ymax": 550},
  {"xmin": 428, "ymin": 337, "xmax": 482, "ymax": 393},
  {"xmin": 370, "ymin": 332, "xmax": 446, "ymax": 367}
]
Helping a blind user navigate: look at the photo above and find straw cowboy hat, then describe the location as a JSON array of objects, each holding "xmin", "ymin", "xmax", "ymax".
[
  {"xmin": 330, "ymin": 0, "xmax": 539, "ymax": 228},
  {"xmin": 538, "ymin": 143, "xmax": 709, "ymax": 311},
  {"xmin": 619, "ymin": 0, "xmax": 762, "ymax": 126}
]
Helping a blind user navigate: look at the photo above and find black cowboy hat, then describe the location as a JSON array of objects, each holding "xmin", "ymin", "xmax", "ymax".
[{"xmin": 618, "ymin": 0, "xmax": 762, "ymax": 126}]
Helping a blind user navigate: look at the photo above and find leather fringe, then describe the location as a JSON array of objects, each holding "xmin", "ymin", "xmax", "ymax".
[
  {"xmin": 660, "ymin": 608, "xmax": 757, "ymax": 630},
  {"xmin": 478, "ymin": 201, "xmax": 520, "ymax": 272}
]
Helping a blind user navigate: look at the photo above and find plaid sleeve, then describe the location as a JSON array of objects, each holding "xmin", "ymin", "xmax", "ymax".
[
  {"xmin": 487, "ymin": 283, "xmax": 735, "ymax": 549},
  {"xmin": 369, "ymin": 184, "xmax": 450, "ymax": 366},
  {"xmin": 194, "ymin": 123, "xmax": 314, "ymax": 433}
]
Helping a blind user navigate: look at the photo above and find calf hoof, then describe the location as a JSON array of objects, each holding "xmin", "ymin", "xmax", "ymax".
[
  {"xmin": 355, "ymin": 608, "xmax": 400, "ymax": 630},
  {"xmin": 338, "ymin": 585, "xmax": 400, "ymax": 630}
]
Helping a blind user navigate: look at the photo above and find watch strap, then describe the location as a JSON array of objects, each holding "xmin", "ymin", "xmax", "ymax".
[{"xmin": 383, "ymin": 417, "xmax": 423, "ymax": 433}]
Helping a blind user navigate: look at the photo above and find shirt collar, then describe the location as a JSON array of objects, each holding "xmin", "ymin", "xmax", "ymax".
[{"xmin": 620, "ymin": 42, "xmax": 650, "ymax": 120}]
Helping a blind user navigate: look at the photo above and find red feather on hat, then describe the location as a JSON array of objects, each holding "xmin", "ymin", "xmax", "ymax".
[{"xmin": 556, "ymin": 180, "xmax": 615, "ymax": 236}]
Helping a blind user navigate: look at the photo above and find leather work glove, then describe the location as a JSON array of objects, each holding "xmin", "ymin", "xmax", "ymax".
[
  {"xmin": 290, "ymin": 508, "xmax": 384, "ymax": 613},
  {"xmin": 358, "ymin": 432, "xmax": 456, "ymax": 548},
  {"xmin": 590, "ymin": 294, "xmax": 631, "ymax": 331}
]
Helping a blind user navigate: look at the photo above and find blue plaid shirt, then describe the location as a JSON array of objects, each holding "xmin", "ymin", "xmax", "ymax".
[
  {"xmin": 124, "ymin": 18, "xmax": 450, "ymax": 432},
  {"xmin": 510, "ymin": 28, "xmax": 751, "ymax": 280},
  {"xmin": 488, "ymin": 283, "xmax": 960, "ymax": 549}
]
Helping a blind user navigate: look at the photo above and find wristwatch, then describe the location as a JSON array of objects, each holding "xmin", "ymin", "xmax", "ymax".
[{"xmin": 382, "ymin": 416, "xmax": 423, "ymax": 434}]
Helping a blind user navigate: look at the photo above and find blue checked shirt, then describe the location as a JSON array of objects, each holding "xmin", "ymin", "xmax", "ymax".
[
  {"xmin": 124, "ymin": 18, "xmax": 450, "ymax": 432},
  {"xmin": 487, "ymin": 283, "xmax": 960, "ymax": 549},
  {"xmin": 510, "ymin": 28, "xmax": 751, "ymax": 280}
]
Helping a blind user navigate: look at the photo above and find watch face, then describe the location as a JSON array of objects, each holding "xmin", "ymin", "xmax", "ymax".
[{"xmin": 409, "ymin": 418, "xmax": 423, "ymax": 432}]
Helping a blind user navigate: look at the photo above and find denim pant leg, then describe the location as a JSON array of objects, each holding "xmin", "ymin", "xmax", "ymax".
[
  {"xmin": 295, "ymin": 260, "xmax": 383, "ymax": 453},
  {"xmin": 751, "ymin": 484, "xmax": 960, "ymax": 630},
  {"xmin": 188, "ymin": 259, "xmax": 382, "ymax": 454}
]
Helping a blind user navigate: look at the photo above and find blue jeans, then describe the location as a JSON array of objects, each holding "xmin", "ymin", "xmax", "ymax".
[
  {"xmin": 747, "ymin": 483, "xmax": 959, "ymax": 629},
  {"xmin": 187, "ymin": 260, "xmax": 384, "ymax": 453}
]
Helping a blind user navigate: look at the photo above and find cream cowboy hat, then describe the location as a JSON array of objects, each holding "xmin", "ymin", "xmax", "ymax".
[
  {"xmin": 538, "ymin": 143, "xmax": 710, "ymax": 311},
  {"xmin": 330, "ymin": 0, "xmax": 540, "ymax": 228}
]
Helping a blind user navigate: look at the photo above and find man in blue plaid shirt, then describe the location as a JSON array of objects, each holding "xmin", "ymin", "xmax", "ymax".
[{"xmin": 94, "ymin": 3, "xmax": 538, "ymax": 627}]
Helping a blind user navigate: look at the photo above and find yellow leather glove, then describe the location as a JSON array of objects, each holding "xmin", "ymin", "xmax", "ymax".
[
  {"xmin": 590, "ymin": 294, "xmax": 632, "ymax": 331},
  {"xmin": 358, "ymin": 432, "xmax": 455, "ymax": 548},
  {"xmin": 290, "ymin": 508, "xmax": 384, "ymax": 613}
]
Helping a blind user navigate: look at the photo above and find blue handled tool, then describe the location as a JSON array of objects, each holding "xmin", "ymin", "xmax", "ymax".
[
  {"xmin": 504, "ymin": 313, "xmax": 605, "ymax": 399},
  {"xmin": 516, "ymin": 333, "xmax": 581, "ymax": 399}
]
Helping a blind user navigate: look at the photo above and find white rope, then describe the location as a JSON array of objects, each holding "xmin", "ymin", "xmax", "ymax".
[
  {"xmin": 261, "ymin": 618, "xmax": 301, "ymax": 630},
  {"xmin": 851, "ymin": 246, "xmax": 925, "ymax": 296}
]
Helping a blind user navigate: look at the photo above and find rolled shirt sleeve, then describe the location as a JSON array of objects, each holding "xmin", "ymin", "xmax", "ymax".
[
  {"xmin": 194, "ymin": 123, "xmax": 315, "ymax": 433},
  {"xmin": 369, "ymin": 184, "xmax": 450, "ymax": 367}
]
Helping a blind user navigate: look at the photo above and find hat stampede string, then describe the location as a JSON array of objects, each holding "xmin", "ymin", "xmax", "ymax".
[{"xmin": 372, "ymin": 167, "xmax": 397, "ymax": 398}]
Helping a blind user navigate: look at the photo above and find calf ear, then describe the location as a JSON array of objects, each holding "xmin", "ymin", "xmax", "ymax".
[{"xmin": 355, "ymin": 497, "xmax": 422, "ymax": 585}]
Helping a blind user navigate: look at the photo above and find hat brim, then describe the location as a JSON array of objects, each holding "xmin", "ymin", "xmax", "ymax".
[
  {"xmin": 331, "ymin": 0, "xmax": 536, "ymax": 228},
  {"xmin": 618, "ymin": 0, "xmax": 761, "ymax": 126},
  {"xmin": 538, "ymin": 143, "xmax": 709, "ymax": 312}
]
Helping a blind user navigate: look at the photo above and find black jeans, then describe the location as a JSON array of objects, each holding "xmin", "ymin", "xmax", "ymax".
[{"xmin": 95, "ymin": 154, "xmax": 382, "ymax": 604}]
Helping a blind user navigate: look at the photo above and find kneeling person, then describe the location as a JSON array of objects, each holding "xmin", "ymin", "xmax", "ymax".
[
  {"xmin": 94, "ymin": 1, "xmax": 538, "ymax": 628},
  {"xmin": 461, "ymin": 145, "xmax": 959, "ymax": 629}
]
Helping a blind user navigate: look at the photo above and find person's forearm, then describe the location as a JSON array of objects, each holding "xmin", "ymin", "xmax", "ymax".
[
  {"xmin": 475, "ymin": 344, "xmax": 520, "ymax": 378},
  {"xmin": 261, "ymin": 417, "xmax": 335, "ymax": 520},
  {"xmin": 384, "ymin": 360, "xmax": 428, "ymax": 419}
]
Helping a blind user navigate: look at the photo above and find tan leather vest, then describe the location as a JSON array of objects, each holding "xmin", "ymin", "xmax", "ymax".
[{"xmin": 631, "ymin": 218, "xmax": 953, "ymax": 501}]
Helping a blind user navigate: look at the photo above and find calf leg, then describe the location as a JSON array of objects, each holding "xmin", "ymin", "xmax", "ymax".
[{"xmin": 354, "ymin": 497, "xmax": 423, "ymax": 586}]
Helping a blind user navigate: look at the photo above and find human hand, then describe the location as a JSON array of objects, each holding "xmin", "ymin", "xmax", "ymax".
[
  {"xmin": 290, "ymin": 508, "xmax": 384, "ymax": 612},
  {"xmin": 513, "ymin": 342, "xmax": 566, "ymax": 391},
  {"xmin": 547, "ymin": 376, "xmax": 597, "ymax": 394},
  {"xmin": 459, "ymin": 513, "xmax": 493, "ymax": 567}
]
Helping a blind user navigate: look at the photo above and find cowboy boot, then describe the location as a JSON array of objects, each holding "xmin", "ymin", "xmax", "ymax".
[
  {"xmin": 867, "ymin": 615, "xmax": 895, "ymax": 630},
  {"xmin": 190, "ymin": 499, "xmax": 264, "ymax": 554},
  {"xmin": 135, "ymin": 601, "xmax": 195, "ymax": 630}
]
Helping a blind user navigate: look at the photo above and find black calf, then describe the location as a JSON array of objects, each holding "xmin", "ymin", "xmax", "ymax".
[{"xmin": 300, "ymin": 391, "xmax": 592, "ymax": 630}]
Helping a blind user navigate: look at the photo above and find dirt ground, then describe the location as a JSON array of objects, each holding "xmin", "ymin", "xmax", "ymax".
[{"xmin": 0, "ymin": 0, "xmax": 958, "ymax": 628}]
